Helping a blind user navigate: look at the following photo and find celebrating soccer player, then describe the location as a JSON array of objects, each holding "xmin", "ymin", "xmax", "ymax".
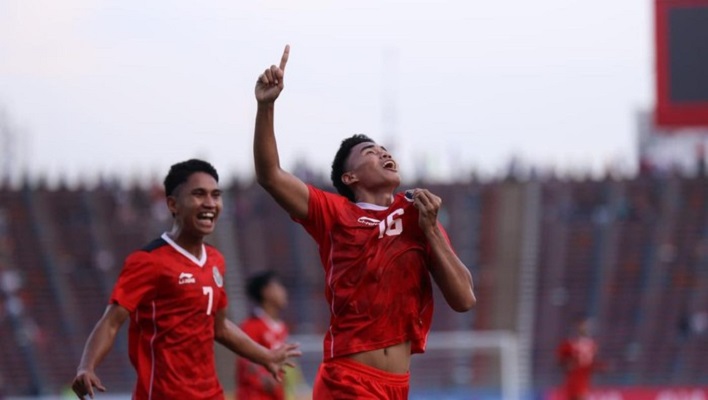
[
  {"xmin": 253, "ymin": 45, "xmax": 476, "ymax": 399},
  {"xmin": 71, "ymin": 159, "xmax": 301, "ymax": 399}
]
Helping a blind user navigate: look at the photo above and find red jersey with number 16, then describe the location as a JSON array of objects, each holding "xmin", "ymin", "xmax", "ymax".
[
  {"xmin": 110, "ymin": 233, "xmax": 228, "ymax": 400},
  {"xmin": 295, "ymin": 185, "xmax": 449, "ymax": 359}
]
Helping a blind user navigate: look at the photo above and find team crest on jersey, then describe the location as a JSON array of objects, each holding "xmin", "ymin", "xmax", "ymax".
[
  {"xmin": 357, "ymin": 216, "xmax": 381, "ymax": 226},
  {"xmin": 212, "ymin": 266, "xmax": 223, "ymax": 288}
]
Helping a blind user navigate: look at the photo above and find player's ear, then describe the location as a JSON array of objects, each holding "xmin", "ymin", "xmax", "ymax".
[
  {"xmin": 166, "ymin": 195, "xmax": 178, "ymax": 217},
  {"xmin": 341, "ymin": 172, "xmax": 358, "ymax": 185}
]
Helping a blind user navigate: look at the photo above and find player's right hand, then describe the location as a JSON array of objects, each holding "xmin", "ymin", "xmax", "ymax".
[
  {"xmin": 255, "ymin": 45, "xmax": 290, "ymax": 104},
  {"xmin": 71, "ymin": 369, "xmax": 106, "ymax": 399},
  {"xmin": 265, "ymin": 342, "xmax": 302, "ymax": 382}
]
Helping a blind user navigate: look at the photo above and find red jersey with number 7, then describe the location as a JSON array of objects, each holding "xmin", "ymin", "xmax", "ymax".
[
  {"xmin": 109, "ymin": 233, "xmax": 228, "ymax": 400},
  {"xmin": 295, "ymin": 185, "xmax": 449, "ymax": 359}
]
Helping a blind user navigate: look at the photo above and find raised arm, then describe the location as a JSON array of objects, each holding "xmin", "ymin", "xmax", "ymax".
[
  {"xmin": 254, "ymin": 45, "xmax": 310, "ymax": 219},
  {"xmin": 412, "ymin": 188, "xmax": 476, "ymax": 312},
  {"xmin": 214, "ymin": 309, "xmax": 301, "ymax": 381},
  {"xmin": 72, "ymin": 304, "xmax": 130, "ymax": 398}
]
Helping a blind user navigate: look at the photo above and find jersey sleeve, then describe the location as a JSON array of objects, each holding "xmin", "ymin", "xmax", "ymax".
[
  {"xmin": 110, "ymin": 251, "xmax": 159, "ymax": 312},
  {"xmin": 292, "ymin": 185, "xmax": 342, "ymax": 244}
]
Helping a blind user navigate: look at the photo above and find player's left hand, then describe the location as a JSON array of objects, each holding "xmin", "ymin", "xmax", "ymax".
[
  {"xmin": 409, "ymin": 188, "xmax": 442, "ymax": 232},
  {"xmin": 265, "ymin": 342, "xmax": 302, "ymax": 382}
]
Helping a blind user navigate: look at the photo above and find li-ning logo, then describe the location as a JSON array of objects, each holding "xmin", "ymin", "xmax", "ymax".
[
  {"xmin": 178, "ymin": 272, "xmax": 196, "ymax": 285},
  {"xmin": 357, "ymin": 216, "xmax": 381, "ymax": 226}
]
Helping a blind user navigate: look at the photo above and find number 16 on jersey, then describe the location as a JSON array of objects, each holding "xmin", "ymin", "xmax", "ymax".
[{"xmin": 378, "ymin": 209, "xmax": 404, "ymax": 239}]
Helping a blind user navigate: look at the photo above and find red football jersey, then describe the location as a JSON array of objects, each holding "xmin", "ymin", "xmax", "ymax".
[
  {"xmin": 110, "ymin": 233, "xmax": 228, "ymax": 400},
  {"xmin": 236, "ymin": 309, "xmax": 288, "ymax": 400},
  {"xmin": 295, "ymin": 185, "xmax": 445, "ymax": 359},
  {"xmin": 557, "ymin": 336, "xmax": 598, "ymax": 397}
]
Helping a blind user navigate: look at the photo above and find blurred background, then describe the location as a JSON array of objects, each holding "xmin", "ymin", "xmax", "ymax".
[{"xmin": 1, "ymin": 0, "xmax": 708, "ymax": 399}]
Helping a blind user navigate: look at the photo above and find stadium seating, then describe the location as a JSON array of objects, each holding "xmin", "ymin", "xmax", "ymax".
[{"xmin": 1, "ymin": 175, "xmax": 707, "ymax": 396}]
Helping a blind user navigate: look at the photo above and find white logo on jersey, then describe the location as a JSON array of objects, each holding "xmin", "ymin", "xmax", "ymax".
[
  {"xmin": 212, "ymin": 266, "xmax": 224, "ymax": 288},
  {"xmin": 178, "ymin": 272, "xmax": 196, "ymax": 285},
  {"xmin": 357, "ymin": 216, "xmax": 381, "ymax": 226}
]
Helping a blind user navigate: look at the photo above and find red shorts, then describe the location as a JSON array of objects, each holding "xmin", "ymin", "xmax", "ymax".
[{"xmin": 312, "ymin": 358, "xmax": 410, "ymax": 400}]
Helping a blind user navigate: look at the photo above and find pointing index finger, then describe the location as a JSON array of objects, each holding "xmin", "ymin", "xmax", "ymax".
[{"xmin": 279, "ymin": 44, "xmax": 290, "ymax": 71}]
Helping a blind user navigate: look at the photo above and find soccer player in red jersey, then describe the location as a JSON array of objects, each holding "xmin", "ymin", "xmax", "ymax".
[
  {"xmin": 253, "ymin": 46, "xmax": 476, "ymax": 399},
  {"xmin": 557, "ymin": 316, "xmax": 600, "ymax": 400},
  {"xmin": 71, "ymin": 159, "xmax": 301, "ymax": 400},
  {"xmin": 237, "ymin": 270, "xmax": 290, "ymax": 400}
]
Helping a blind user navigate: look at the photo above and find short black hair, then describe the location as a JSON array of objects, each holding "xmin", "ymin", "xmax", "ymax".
[
  {"xmin": 246, "ymin": 270, "xmax": 278, "ymax": 304},
  {"xmin": 330, "ymin": 134, "xmax": 375, "ymax": 202},
  {"xmin": 163, "ymin": 159, "xmax": 219, "ymax": 197}
]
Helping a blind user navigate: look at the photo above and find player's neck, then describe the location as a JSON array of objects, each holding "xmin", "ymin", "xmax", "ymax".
[
  {"xmin": 167, "ymin": 227, "xmax": 204, "ymax": 259},
  {"xmin": 354, "ymin": 189, "xmax": 395, "ymax": 207},
  {"xmin": 261, "ymin": 303, "xmax": 282, "ymax": 321}
]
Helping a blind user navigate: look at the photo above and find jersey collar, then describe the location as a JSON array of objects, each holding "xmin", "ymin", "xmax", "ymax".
[
  {"xmin": 355, "ymin": 202, "xmax": 389, "ymax": 211},
  {"xmin": 161, "ymin": 232, "xmax": 207, "ymax": 267},
  {"xmin": 254, "ymin": 307, "xmax": 285, "ymax": 333},
  {"xmin": 355, "ymin": 195, "xmax": 395, "ymax": 211}
]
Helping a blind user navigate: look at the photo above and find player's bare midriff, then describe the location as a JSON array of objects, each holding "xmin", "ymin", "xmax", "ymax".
[{"xmin": 346, "ymin": 341, "xmax": 411, "ymax": 374}]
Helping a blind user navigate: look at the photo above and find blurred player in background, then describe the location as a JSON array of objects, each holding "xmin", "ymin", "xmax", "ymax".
[
  {"xmin": 237, "ymin": 270, "xmax": 309, "ymax": 400},
  {"xmin": 252, "ymin": 45, "xmax": 476, "ymax": 399},
  {"xmin": 71, "ymin": 159, "xmax": 301, "ymax": 400},
  {"xmin": 557, "ymin": 316, "xmax": 602, "ymax": 400}
]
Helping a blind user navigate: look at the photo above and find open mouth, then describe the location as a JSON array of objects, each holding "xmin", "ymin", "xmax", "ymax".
[
  {"xmin": 383, "ymin": 160, "xmax": 397, "ymax": 171},
  {"xmin": 197, "ymin": 212, "xmax": 216, "ymax": 223}
]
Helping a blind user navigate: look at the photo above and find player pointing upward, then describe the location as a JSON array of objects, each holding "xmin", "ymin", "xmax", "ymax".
[{"xmin": 253, "ymin": 45, "xmax": 476, "ymax": 399}]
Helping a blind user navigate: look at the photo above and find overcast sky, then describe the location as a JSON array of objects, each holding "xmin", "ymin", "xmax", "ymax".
[{"xmin": 0, "ymin": 0, "xmax": 653, "ymax": 185}]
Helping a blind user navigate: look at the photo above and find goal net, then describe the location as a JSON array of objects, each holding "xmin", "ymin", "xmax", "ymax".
[{"xmin": 289, "ymin": 330, "xmax": 521, "ymax": 400}]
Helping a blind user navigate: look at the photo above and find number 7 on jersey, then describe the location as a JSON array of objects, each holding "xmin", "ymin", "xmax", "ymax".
[{"xmin": 202, "ymin": 286, "xmax": 213, "ymax": 315}]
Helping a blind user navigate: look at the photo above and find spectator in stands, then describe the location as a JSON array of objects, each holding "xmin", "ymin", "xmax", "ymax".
[
  {"xmin": 253, "ymin": 45, "xmax": 475, "ymax": 399},
  {"xmin": 237, "ymin": 270, "xmax": 309, "ymax": 400},
  {"xmin": 557, "ymin": 316, "xmax": 602, "ymax": 400},
  {"xmin": 71, "ymin": 159, "xmax": 301, "ymax": 399}
]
